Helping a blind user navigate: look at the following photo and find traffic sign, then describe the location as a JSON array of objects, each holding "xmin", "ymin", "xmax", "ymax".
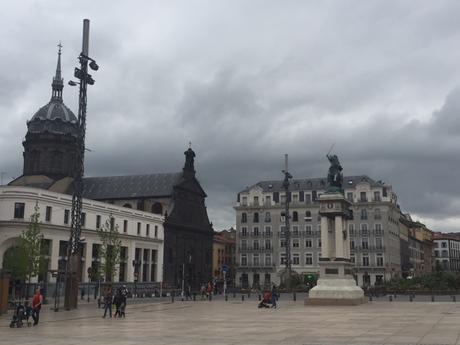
[{"xmin": 221, "ymin": 265, "xmax": 229, "ymax": 273}]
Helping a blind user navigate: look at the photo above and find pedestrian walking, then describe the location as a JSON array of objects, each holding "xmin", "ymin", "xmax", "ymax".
[
  {"xmin": 185, "ymin": 284, "xmax": 192, "ymax": 301},
  {"xmin": 31, "ymin": 288, "xmax": 43, "ymax": 325},
  {"xmin": 200, "ymin": 284, "xmax": 206, "ymax": 300},
  {"xmin": 102, "ymin": 287, "xmax": 113, "ymax": 318},
  {"xmin": 113, "ymin": 289, "xmax": 122, "ymax": 318}
]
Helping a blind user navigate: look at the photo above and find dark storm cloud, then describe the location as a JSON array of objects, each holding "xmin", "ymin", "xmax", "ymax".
[{"xmin": 1, "ymin": 1, "xmax": 460, "ymax": 231}]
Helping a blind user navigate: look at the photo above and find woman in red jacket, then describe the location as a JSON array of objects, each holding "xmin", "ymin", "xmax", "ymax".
[{"xmin": 31, "ymin": 288, "xmax": 43, "ymax": 326}]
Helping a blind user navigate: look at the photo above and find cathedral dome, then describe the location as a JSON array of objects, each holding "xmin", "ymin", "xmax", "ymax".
[
  {"xmin": 22, "ymin": 44, "xmax": 80, "ymax": 179},
  {"xmin": 26, "ymin": 43, "xmax": 79, "ymax": 136},
  {"xmin": 31, "ymin": 100, "xmax": 77, "ymax": 123}
]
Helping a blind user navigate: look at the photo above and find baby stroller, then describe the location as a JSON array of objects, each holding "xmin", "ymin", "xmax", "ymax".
[
  {"xmin": 258, "ymin": 292, "xmax": 272, "ymax": 309},
  {"xmin": 9, "ymin": 302, "xmax": 32, "ymax": 328}
]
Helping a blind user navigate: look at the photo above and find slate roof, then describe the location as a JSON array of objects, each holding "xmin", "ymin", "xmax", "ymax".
[
  {"xmin": 240, "ymin": 175, "xmax": 384, "ymax": 193},
  {"xmin": 82, "ymin": 173, "xmax": 183, "ymax": 200},
  {"xmin": 31, "ymin": 100, "xmax": 77, "ymax": 123}
]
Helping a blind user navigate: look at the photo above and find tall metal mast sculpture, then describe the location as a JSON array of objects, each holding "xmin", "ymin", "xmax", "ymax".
[
  {"xmin": 64, "ymin": 19, "xmax": 99, "ymax": 310},
  {"xmin": 282, "ymin": 154, "xmax": 293, "ymax": 292}
]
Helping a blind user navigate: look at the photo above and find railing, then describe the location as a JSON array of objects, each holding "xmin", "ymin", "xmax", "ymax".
[
  {"xmin": 351, "ymin": 245, "xmax": 386, "ymax": 252},
  {"xmin": 237, "ymin": 263, "xmax": 276, "ymax": 269},
  {"xmin": 238, "ymin": 247, "xmax": 273, "ymax": 253},
  {"xmin": 278, "ymin": 231, "xmax": 320, "ymax": 238}
]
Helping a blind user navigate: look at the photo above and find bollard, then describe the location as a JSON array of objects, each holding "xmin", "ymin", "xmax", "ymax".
[
  {"xmin": 453, "ymin": 295, "xmax": 456, "ymax": 302},
  {"xmin": 242, "ymin": 294, "xmax": 245, "ymax": 302},
  {"xmin": 409, "ymin": 295, "xmax": 413, "ymax": 302},
  {"xmin": 369, "ymin": 295, "xmax": 373, "ymax": 302},
  {"xmin": 209, "ymin": 293, "xmax": 212, "ymax": 302},
  {"xmin": 431, "ymin": 295, "xmax": 435, "ymax": 302},
  {"xmin": 389, "ymin": 295, "xmax": 393, "ymax": 302},
  {"xmin": 293, "ymin": 292, "xmax": 296, "ymax": 301},
  {"xmin": 394, "ymin": 293, "xmax": 397, "ymax": 299},
  {"xmin": 258, "ymin": 294, "xmax": 261, "ymax": 301},
  {"xmin": 225, "ymin": 295, "xmax": 228, "ymax": 301},
  {"xmin": 248, "ymin": 291, "xmax": 251, "ymax": 298},
  {"xmin": 233, "ymin": 292, "xmax": 236, "ymax": 298},
  {"xmin": 171, "ymin": 293, "xmax": 175, "ymax": 303},
  {"xmin": 193, "ymin": 293, "xmax": 196, "ymax": 301}
]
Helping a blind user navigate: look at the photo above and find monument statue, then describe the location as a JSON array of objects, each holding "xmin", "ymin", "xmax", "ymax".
[
  {"xmin": 306, "ymin": 152, "xmax": 365, "ymax": 305},
  {"xmin": 184, "ymin": 147, "xmax": 195, "ymax": 171},
  {"xmin": 326, "ymin": 154, "xmax": 343, "ymax": 193}
]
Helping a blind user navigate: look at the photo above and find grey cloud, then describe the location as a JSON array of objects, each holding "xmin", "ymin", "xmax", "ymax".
[{"xmin": 1, "ymin": 1, "xmax": 460, "ymax": 232}]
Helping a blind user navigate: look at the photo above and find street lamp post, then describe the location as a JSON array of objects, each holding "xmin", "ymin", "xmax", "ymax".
[
  {"xmin": 64, "ymin": 18, "xmax": 99, "ymax": 310},
  {"xmin": 282, "ymin": 154, "xmax": 293, "ymax": 292}
]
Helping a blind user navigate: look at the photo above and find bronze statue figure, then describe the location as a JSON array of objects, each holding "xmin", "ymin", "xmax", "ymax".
[{"xmin": 326, "ymin": 153, "xmax": 343, "ymax": 193}]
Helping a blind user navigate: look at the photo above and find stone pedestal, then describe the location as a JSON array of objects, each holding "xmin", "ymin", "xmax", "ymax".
[{"xmin": 306, "ymin": 193, "xmax": 366, "ymax": 306}]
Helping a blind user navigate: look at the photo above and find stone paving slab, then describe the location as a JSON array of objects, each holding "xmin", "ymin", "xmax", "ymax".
[{"xmin": 2, "ymin": 300, "xmax": 460, "ymax": 345}]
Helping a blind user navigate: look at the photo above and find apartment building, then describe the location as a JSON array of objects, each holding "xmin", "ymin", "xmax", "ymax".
[
  {"xmin": 235, "ymin": 175, "xmax": 401, "ymax": 288},
  {"xmin": 433, "ymin": 233, "xmax": 460, "ymax": 272}
]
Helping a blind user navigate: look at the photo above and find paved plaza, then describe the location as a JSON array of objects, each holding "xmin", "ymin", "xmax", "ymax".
[{"xmin": 2, "ymin": 297, "xmax": 460, "ymax": 345}]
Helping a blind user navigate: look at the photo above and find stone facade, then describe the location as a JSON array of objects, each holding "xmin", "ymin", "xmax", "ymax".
[
  {"xmin": 433, "ymin": 233, "xmax": 460, "ymax": 272},
  {"xmin": 0, "ymin": 186, "xmax": 164, "ymax": 284},
  {"xmin": 235, "ymin": 175, "xmax": 401, "ymax": 288},
  {"xmin": 8, "ymin": 49, "xmax": 214, "ymax": 292}
]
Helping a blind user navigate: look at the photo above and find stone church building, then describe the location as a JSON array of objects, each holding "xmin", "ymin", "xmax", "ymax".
[{"xmin": 7, "ymin": 47, "xmax": 213, "ymax": 289}]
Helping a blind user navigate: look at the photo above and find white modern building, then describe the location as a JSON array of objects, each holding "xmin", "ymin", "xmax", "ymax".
[
  {"xmin": 433, "ymin": 234, "xmax": 460, "ymax": 272},
  {"xmin": 234, "ymin": 175, "xmax": 402, "ymax": 288},
  {"xmin": 0, "ymin": 186, "xmax": 164, "ymax": 284}
]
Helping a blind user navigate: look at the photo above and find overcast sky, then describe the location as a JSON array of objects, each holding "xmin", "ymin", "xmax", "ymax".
[{"xmin": 1, "ymin": 1, "xmax": 460, "ymax": 231}]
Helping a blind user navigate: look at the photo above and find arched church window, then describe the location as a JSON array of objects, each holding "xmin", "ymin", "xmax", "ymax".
[{"xmin": 151, "ymin": 202, "xmax": 163, "ymax": 215}]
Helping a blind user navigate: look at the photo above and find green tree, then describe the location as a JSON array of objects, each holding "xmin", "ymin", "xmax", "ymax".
[
  {"xmin": 20, "ymin": 202, "xmax": 45, "ymax": 285},
  {"xmin": 97, "ymin": 215, "xmax": 121, "ymax": 282},
  {"xmin": 3, "ymin": 246, "xmax": 27, "ymax": 281},
  {"xmin": 3, "ymin": 203, "xmax": 45, "ymax": 298}
]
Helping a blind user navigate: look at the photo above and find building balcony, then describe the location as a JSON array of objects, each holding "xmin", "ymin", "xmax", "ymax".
[
  {"xmin": 351, "ymin": 245, "xmax": 386, "ymax": 252},
  {"xmin": 237, "ymin": 263, "xmax": 276, "ymax": 270},
  {"xmin": 278, "ymin": 231, "xmax": 320, "ymax": 238},
  {"xmin": 238, "ymin": 247, "xmax": 273, "ymax": 253}
]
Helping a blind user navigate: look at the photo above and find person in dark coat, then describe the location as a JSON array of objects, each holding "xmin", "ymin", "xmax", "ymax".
[{"xmin": 102, "ymin": 287, "xmax": 113, "ymax": 318}]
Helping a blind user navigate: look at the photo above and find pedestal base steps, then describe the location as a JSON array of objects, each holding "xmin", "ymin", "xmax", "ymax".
[{"xmin": 305, "ymin": 278, "xmax": 367, "ymax": 306}]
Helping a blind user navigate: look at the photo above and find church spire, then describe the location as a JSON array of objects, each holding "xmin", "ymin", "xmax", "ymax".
[{"xmin": 51, "ymin": 42, "xmax": 64, "ymax": 101}]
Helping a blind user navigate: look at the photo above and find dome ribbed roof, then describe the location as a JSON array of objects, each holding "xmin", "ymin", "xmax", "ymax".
[
  {"xmin": 26, "ymin": 45, "xmax": 80, "ymax": 137},
  {"xmin": 31, "ymin": 100, "xmax": 77, "ymax": 123}
]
